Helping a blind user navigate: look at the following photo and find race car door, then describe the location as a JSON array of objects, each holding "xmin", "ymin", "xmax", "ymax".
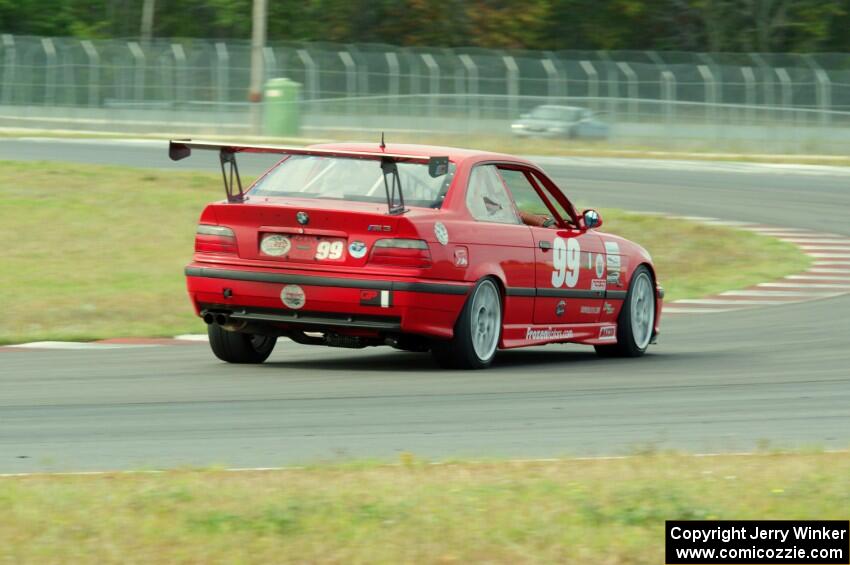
[{"xmin": 496, "ymin": 166, "xmax": 607, "ymax": 325}]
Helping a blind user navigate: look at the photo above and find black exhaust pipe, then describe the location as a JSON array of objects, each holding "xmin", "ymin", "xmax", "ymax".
[
  {"xmin": 202, "ymin": 312, "xmax": 215, "ymax": 325},
  {"xmin": 214, "ymin": 313, "xmax": 229, "ymax": 326}
]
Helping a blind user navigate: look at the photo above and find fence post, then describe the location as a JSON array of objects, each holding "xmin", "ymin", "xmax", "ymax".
[
  {"xmin": 597, "ymin": 51, "xmax": 618, "ymax": 119},
  {"xmin": 41, "ymin": 37, "xmax": 57, "ymax": 106},
  {"xmin": 447, "ymin": 48, "xmax": 464, "ymax": 114},
  {"xmin": 697, "ymin": 64, "xmax": 716, "ymax": 125},
  {"xmin": 803, "ymin": 54, "xmax": 831, "ymax": 128},
  {"xmin": 215, "ymin": 42, "xmax": 229, "ymax": 121},
  {"xmin": 749, "ymin": 53, "xmax": 774, "ymax": 116},
  {"xmin": 616, "ymin": 62, "xmax": 638, "ymax": 121},
  {"xmin": 128, "ymin": 42, "xmax": 146, "ymax": 103},
  {"xmin": 421, "ymin": 53, "xmax": 440, "ymax": 118},
  {"xmin": 171, "ymin": 43, "xmax": 186, "ymax": 105},
  {"xmin": 295, "ymin": 49, "xmax": 316, "ymax": 99},
  {"xmin": 775, "ymin": 67, "xmax": 792, "ymax": 125},
  {"xmin": 741, "ymin": 66, "xmax": 756, "ymax": 125},
  {"xmin": 541, "ymin": 57, "xmax": 559, "ymax": 103},
  {"xmin": 579, "ymin": 60, "xmax": 598, "ymax": 109},
  {"xmin": 385, "ymin": 51, "xmax": 400, "ymax": 116},
  {"xmin": 80, "ymin": 40, "xmax": 100, "ymax": 108},
  {"xmin": 458, "ymin": 54, "xmax": 478, "ymax": 123},
  {"xmin": 661, "ymin": 70, "xmax": 676, "ymax": 126},
  {"xmin": 502, "ymin": 55, "xmax": 518, "ymax": 119},
  {"xmin": 264, "ymin": 46, "xmax": 277, "ymax": 82},
  {"xmin": 338, "ymin": 50, "xmax": 356, "ymax": 116},
  {"xmin": 1, "ymin": 34, "xmax": 14, "ymax": 105}
]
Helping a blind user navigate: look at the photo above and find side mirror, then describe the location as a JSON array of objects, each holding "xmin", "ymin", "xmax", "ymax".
[{"xmin": 582, "ymin": 209, "xmax": 602, "ymax": 229}]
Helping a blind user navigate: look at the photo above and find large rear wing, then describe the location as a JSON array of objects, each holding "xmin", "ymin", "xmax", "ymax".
[{"xmin": 169, "ymin": 140, "xmax": 449, "ymax": 212}]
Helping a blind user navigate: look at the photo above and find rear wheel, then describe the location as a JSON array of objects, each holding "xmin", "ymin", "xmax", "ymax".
[
  {"xmin": 432, "ymin": 278, "xmax": 502, "ymax": 370},
  {"xmin": 208, "ymin": 324, "xmax": 277, "ymax": 364},
  {"xmin": 595, "ymin": 265, "xmax": 655, "ymax": 358}
]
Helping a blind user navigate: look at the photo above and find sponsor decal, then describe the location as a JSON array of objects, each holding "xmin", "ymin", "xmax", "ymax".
[
  {"xmin": 595, "ymin": 253, "xmax": 605, "ymax": 278},
  {"xmin": 603, "ymin": 302, "xmax": 615, "ymax": 315},
  {"xmin": 453, "ymin": 246, "xmax": 469, "ymax": 267},
  {"xmin": 348, "ymin": 240, "xmax": 368, "ymax": 259},
  {"xmin": 591, "ymin": 278, "xmax": 607, "ymax": 292},
  {"xmin": 281, "ymin": 284, "xmax": 306, "ymax": 309},
  {"xmin": 599, "ymin": 325, "xmax": 616, "ymax": 340},
  {"xmin": 556, "ymin": 300, "xmax": 566, "ymax": 317},
  {"xmin": 260, "ymin": 234, "xmax": 291, "ymax": 256},
  {"xmin": 359, "ymin": 289, "xmax": 392, "ymax": 308},
  {"xmin": 526, "ymin": 327, "xmax": 574, "ymax": 341},
  {"xmin": 581, "ymin": 305, "xmax": 601, "ymax": 315},
  {"xmin": 605, "ymin": 241, "xmax": 622, "ymax": 285},
  {"xmin": 367, "ymin": 224, "xmax": 392, "ymax": 232},
  {"xmin": 551, "ymin": 237, "xmax": 581, "ymax": 288},
  {"xmin": 434, "ymin": 222, "xmax": 449, "ymax": 245}
]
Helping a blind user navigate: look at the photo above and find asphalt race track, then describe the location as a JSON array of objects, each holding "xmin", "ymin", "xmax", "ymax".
[{"xmin": 1, "ymin": 138, "xmax": 849, "ymax": 473}]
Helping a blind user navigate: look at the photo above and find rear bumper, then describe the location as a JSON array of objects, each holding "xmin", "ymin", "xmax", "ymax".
[{"xmin": 186, "ymin": 264, "xmax": 471, "ymax": 339}]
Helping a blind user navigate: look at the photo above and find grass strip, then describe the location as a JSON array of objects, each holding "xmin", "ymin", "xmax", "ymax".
[{"xmin": 1, "ymin": 452, "xmax": 848, "ymax": 564}]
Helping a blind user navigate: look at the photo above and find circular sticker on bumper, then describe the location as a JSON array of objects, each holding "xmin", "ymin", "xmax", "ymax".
[
  {"xmin": 261, "ymin": 234, "xmax": 291, "ymax": 256},
  {"xmin": 348, "ymin": 240, "xmax": 368, "ymax": 259},
  {"xmin": 281, "ymin": 284, "xmax": 305, "ymax": 309}
]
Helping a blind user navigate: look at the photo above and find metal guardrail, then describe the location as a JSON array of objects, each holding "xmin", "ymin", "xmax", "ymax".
[{"xmin": 1, "ymin": 34, "xmax": 848, "ymax": 151}]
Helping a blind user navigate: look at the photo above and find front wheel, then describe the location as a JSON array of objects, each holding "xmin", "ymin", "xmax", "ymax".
[
  {"xmin": 208, "ymin": 324, "xmax": 277, "ymax": 364},
  {"xmin": 432, "ymin": 278, "xmax": 502, "ymax": 370},
  {"xmin": 595, "ymin": 265, "xmax": 656, "ymax": 358}
]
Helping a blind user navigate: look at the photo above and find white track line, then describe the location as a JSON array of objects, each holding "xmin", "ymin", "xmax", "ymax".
[
  {"xmin": 758, "ymin": 282, "xmax": 850, "ymax": 289},
  {"xmin": 6, "ymin": 449, "xmax": 846, "ymax": 478},
  {"xmin": 674, "ymin": 299, "xmax": 791, "ymax": 305},
  {"xmin": 786, "ymin": 274, "xmax": 850, "ymax": 281},
  {"xmin": 174, "ymin": 334, "xmax": 208, "ymax": 342},
  {"xmin": 663, "ymin": 307, "xmax": 739, "ymax": 314},
  {"xmin": 779, "ymin": 239, "xmax": 850, "ymax": 244},
  {"xmin": 809, "ymin": 268, "xmax": 850, "ymax": 274},
  {"xmin": 719, "ymin": 289, "xmax": 840, "ymax": 297},
  {"xmin": 809, "ymin": 253, "xmax": 850, "ymax": 259},
  {"xmin": 7, "ymin": 341, "xmax": 155, "ymax": 350}
]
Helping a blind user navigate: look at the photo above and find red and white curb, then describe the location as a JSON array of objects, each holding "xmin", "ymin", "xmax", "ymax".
[{"xmin": 663, "ymin": 216, "xmax": 850, "ymax": 315}]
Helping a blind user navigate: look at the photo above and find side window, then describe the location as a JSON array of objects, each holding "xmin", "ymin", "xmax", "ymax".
[
  {"xmin": 530, "ymin": 170, "xmax": 577, "ymax": 225},
  {"xmin": 466, "ymin": 165, "xmax": 520, "ymax": 225},
  {"xmin": 499, "ymin": 168, "xmax": 549, "ymax": 216}
]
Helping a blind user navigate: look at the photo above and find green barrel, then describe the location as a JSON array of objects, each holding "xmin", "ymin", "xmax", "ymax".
[{"xmin": 263, "ymin": 78, "xmax": 301, "ymax": 136}]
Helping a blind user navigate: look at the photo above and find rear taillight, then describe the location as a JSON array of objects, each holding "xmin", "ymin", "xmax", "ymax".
[
  {"xmin": 195, "ymin": 224, "xmax": 237, "ymax": 254},
  {"xmin": 368, "ymin": 238, "xmax": 432, "ymax": 268}
]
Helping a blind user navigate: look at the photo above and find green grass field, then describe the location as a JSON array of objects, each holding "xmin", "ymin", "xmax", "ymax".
[
  {"xmin": 1, "ymin": 452, "xmax": 848, "ymax": 564},
  {"xmin": 0, "ymin": 160, "xmax": 809, "ymax": 344}
]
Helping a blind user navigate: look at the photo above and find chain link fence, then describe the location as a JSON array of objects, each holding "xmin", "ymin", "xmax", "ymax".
[{"xmin": 1, "ymin": 34, "xmax": 849, "ymax": 151}]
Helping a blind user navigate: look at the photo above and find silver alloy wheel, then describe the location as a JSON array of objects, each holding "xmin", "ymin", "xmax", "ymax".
[
  {"xmin": 470, "ymin": 280, "xmax": 501, "ymax": 361},
  {"xmin": 629, "ymin": 272, "xmax": 655, "ymax": 350}
]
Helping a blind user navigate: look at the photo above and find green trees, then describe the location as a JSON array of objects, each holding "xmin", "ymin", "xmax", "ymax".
[{"xmin": 0, "ymin": 0, "xmax": 847, "ymax": 52}]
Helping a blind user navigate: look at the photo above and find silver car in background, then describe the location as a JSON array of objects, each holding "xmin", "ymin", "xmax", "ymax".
[{"xmin": 511, "ymin": 105, "xmax": 610, "ymax": 140}]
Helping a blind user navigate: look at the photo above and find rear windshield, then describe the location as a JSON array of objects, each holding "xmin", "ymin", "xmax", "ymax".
[{"xmin": 249, "ymin": 155, "xmax": 455, "ymax": 208}]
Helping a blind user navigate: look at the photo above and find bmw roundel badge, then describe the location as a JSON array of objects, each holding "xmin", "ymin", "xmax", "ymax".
[{"xmin": 296, "ymin": 211, "xmax": 309, "ymax": 225}]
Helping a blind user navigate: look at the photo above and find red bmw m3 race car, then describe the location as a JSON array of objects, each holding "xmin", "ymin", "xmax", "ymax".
[{"xmin": 171, "ymin": 140, "xmax": 663, "ymax": 369}]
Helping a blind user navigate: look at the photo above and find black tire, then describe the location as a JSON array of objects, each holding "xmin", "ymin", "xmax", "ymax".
[
  {"xmin": 432, "ymin": 278, "xmax": 502, "ymax": 370},
  {"xmin": 595, "ymin": 265, "xmax": 655, "ymax": 358},
  {"xmin": 208, "ymin": 324, "xmax": 277, "ymax": 364}
]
